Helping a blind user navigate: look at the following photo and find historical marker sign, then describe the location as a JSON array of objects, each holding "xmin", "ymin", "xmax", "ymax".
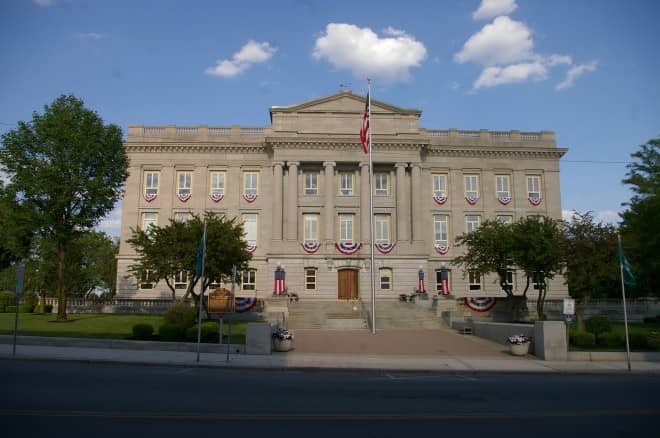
[{"xmin": 207, "ymin": 288, "xmax": 234, "ymax": 314}]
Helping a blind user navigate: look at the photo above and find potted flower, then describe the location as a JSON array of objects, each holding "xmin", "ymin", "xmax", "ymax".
[
  {"xmin": 272, "ymin": 328, "xmax": 294, "ymax": 352},
  {"xmin": 507, "ymin": 334, "xmax": 532, "ymax": 356}
]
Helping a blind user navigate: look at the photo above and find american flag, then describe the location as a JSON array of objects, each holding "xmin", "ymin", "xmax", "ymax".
[
  {"xmin": 359, "ymin": 92, "xmax": 370, "ymax": 154},
  {"xmin": 273, "ymin": 267, "xmax": 286, "ymax": 296},
  {"xmin": 439, "ymin": 270, "xmax": 450, "ymax": 295},
  {"xmin": 418, "ymin": 270, "xmax": 426, "ymax": 293}
]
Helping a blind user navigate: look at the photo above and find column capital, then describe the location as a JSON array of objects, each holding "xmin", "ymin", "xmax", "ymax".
[
  {"xmin": 359, "ymin": 161, "xmax": 370, "ymax": 168},
  {"xmin": 408, "ymin": 162, "xmax": 422, "ymax": 169},
  {"xmin": 287, "ymin": 161, "xmax": 300, "ymax": 167},
  {"xmin": 395, "ymin": 162, "xmax": 408, "ymax": 168},
  {"xmin": 272, "ymin": 161, "xmax": 285, "ymax": 168},
  {"xmin": 323, "ymin": 161, "xmax": 336, "ymax": 168}
]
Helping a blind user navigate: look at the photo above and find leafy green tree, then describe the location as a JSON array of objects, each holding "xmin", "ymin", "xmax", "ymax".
[
  {"xmin": 453, "ymin": 219, "xmax": 516, "ymax": 296},
  {"xmin": 620, "ymin": 138, "xmax": 659, "ymax": 296},
  {"xmin": 128, "ymin": 212, "xmax": 251, "ymax": 302},
  {"xmin": 562, "ymin": 211, "xmax": 618, "ymax": 330},
  {"xmin": 0, "ymin": 183, "xmax": 34, "ymax": 270},
  {"xmin": 511, "ymin": 217, "xmax": 565, "ymax": 320},
  {"xmin": 0, "ymin": 95, "xmax": 128, "ymax": 320}
]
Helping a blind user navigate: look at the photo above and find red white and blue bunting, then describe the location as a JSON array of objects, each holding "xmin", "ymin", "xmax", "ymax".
[
  {"xmin": 417, "ymin": 270, "xmax": 426, "ymax": 293},
  {"xmin": 438, "ymin": 270, "xmax": 450, "ymax": 295},
  {"xmin": 235, "ymin": 297, "xmax": 258, "ymax": 313},
  {"xmin": 435, "ymin": 245, "xmax": 450, "ymax": 255},
  {"xmin": 466, "ymin": 195, "xmax": 479, "ymax": 205},
  {"xmin": 335, "ymin": 241, "xmax": 361, "ymax": 255},
  {"xmin": 464, "ymin": 297, "xmax": 496, "ymax": 312},
  {"xmin": 375, "ymin": 242, "xmax": 396, "ymax": 254},
  {"xmin": 245, "ymin": 245, "xmax": 257, "ymax": 253},
  {"xmin": 243, "ymin": 193, "xmax": 258, "ymax": 203},
  {"xmin": 301, "ymin": 241, "xmax": 321, "ymax": 254},
  {"xmin": 144, "ymin": 193, "xmax": 157, "ymax": 203},
  {"xmin": 529, "ymin": 195, "xmax": 542, "ymax": 206},
  {"xmin": 210, "ymin": 192, "xmax": 224, "ymax": 203},
  {"xmin": 433, "ymin": 194, "xmax": 447, "ymax": 205},
  {"xmin": 178, "ymin": 192, "xmax": 191, "ymax": 203},
  {"xmin": 273, "ymin": 267, "xmax": 286, "ymax": 296},
  {"xmin": 498, "ymin": 196, "xmax": 511, "ymax": 205}
]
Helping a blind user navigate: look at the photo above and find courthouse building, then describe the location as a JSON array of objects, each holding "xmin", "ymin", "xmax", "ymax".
[{"xmin": 116, "ymin": 91, "xmax": 568, "ymax": 308}]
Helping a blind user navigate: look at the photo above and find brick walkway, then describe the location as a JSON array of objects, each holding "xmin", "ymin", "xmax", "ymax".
[{"xmin": 290, "ymin": 328, "xmax": 514, "ymax": 358}]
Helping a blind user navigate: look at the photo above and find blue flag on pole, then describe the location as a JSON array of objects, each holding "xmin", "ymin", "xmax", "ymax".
[{"xmin": 618, "ymin": 237, "xmax": 636, "ymax": 287}]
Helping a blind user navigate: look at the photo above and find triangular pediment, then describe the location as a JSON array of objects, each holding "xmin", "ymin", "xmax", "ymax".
[{"xmin": 270, "ymin": 91, "xmax": 421, "ymax": 116}]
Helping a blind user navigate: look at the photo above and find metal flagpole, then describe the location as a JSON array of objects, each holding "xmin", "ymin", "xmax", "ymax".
[
  {"xmin": 617, "ymin": 233, "xmax": 632, "ymax": 372},
  {"xmin": 367, "ymin": 79, "xmax": 377, "ymax": 334},
  {"xmin": 195, "ymin": 220, "xmax": 208, "ymax": 363}
]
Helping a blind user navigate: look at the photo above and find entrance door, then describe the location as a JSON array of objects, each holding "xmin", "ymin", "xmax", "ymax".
[{"xmin": 338, "ymin": 269, "xmax": 359, "ymax": 300}]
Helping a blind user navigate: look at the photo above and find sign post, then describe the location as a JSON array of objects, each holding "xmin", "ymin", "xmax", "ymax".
[
  {"xmin": 563, "ymin": 298, "xmax": 575, "ymax": 348},
  {"xmin": 13, "ymin": 264, "xmax": 25, "ymax": 357}
]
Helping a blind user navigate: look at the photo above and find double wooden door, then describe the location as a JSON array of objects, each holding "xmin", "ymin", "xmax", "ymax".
[{"xmin": 338, "ymin": 269, "xmax": 359, "ymax": 300}]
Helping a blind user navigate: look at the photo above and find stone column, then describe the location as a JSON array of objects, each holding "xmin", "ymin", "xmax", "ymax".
[
  {"xmin": 323, "ymin": 161, "xmax": 336, "ymax": 241},
  {"xmin": 410, "ymin": 163, "xmax": 422, "ymax": 241},
  {"xmin": 395, "ymin": 163, "xmax": 409, "ymax": 242},
  {"xmin": 360, "ymin": 162, "xmax": 370, "ymax": 244},
  {"xmin": 272, "ymin": 162, "xmax": 284, "ymax": 240},
  {"xmin": 286, "ymin": 161, "xmax": 299, "ymax": 240}
]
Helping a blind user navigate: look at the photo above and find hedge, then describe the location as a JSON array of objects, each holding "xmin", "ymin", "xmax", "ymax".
[
  {"xmin": 185, "ymin": 322, "xmax": 220, "ymax": 343},
  {"xmin": 158, "ymin": 323, "xmax": 186, "ymax": 342},
  {"xmin": 132, "ymin": 323, "xmax": 154, "ymax": 339},
  {"xmin": 163, "ymin": 303, "xmax": 196, "ymax": 329},
  {"xmin": 571, "ymin": 331, "xmax": 596, "ymax": 348},
  {"xmin": 598, "ymin": 332, "xmax": 623, "ymax": 348}
]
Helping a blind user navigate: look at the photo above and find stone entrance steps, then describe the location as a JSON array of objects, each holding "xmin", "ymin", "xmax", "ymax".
[
  {"xmin": 373, "ymin": 299, "xmax": 445, "ymax": 330},
  {"xmin": 287, "ymin": 300, "xmax": 368, "ymax": 330}
]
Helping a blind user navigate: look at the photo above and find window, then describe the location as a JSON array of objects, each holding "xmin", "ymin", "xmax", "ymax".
[
  {"xmin": 496, "ymin": 175, "xmax": 511, "ymax": 198},
  {"xmin": 139, "ymin": 270, "xmax": 155, "ymax": 290},
  {"xmin": 174, "ymin": 212, "xmax": 191, "ymax": 222},
  {"xmin": 339, "ymin": 214, "xmax": 354, "ymax": 242},
  {"xmin": 375, "ymin": 173, "xmax": 389, "ymax": 196},
  {"xmin": 141, "ymin": 212, "xmax": 158, "ymax": 231},
  {"xmin": 468, "ymin": 271, "xmax": 481, "ymax": 291},
  {"xmin": 174, "ymin": 271, "xmax": 187, "ymax": 290},
  {"xmin": 339, "ymin": 172, "xmax": 354, "ymax": 196},
  {"xmin": 242, "ymin": 270, "xmax": 256, "ymax": 290},
  {"xmin": 303, "ymin": 214, "xmax": 319, "ymax": 243},
  {"xmin": 304, "ymin": 172, "xmax": 319, "ymax": 195},
  {"xmin": 464, "ymin": 174, "xmax": 479, "ymax": 199},
  {"xmin": 243, "ymin": 214, "xmax": 257, "ymax": 246},
  {"xmin": 244, "ymin": 172, "xmax": 258, "ymax": 196},
  {"xmin": 497, "ymin": 215, "xmax": 513, "ymax": 225},
  {"xmin": 527, "ymin": 175, "xmax": 541, "ymax": 200},
  {"xmin": 503, "ymin": 270, "xmax": 514, "ymax": 289},
  {"xmin": 436, "ymin": 270, "xmax": 451, "ymax": 294},
  {"xmin": 466, "ymin": 215, "xmax": 481, "ymax": 233},
  {"xmin": 533, "ymin": 271, "xmax": 544, "ymax": 290},
  {"xmin": 177, "ymin": 171, "xmax": 192, "ymax": 197},
  {"xmin": 433, "ymin": 215, "xmax": 449, "ymax": 246},
  {"xmin": 305, "ymin": 268, "xmax": 317, "ymax": 290},
  {"xmin": 379, "ymin": 268, "xmax": 392, "ymax": 290},
  {"xmin": 374, "ymin": 214, "xmax": 391, "ymax": 243},
  {"xmin": 144, "ymin": 171, "xmax": 159, "ymax": 198},
  {"xmin": 210, "ymin": 171, "xmax": 225, "ymax": 197},
  {"xmin": 433, "ymin": 174, "xmax": 447, "ymax": 198}
]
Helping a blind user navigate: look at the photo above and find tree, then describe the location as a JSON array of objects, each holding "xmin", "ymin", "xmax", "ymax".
[
  {"xmin": 511, "ymin": 217, "xmax": 565, "ymax": 320},
  {"xmin": 562, "ymin": 211, "xmax": 618, "ymax": 330},
  {"xmin": 0, "ymin": 95, "xmax": 128, "ymax": 320},
  {"xmin": 0, "ymin": 183, "xmax": 34, "ymax": 271},
  {"xmin": 128, "ymin": 212, "xmax": 251, "ymax": 302},
  {"xmin": 620, "ymin": 138, "xmax": 659, "ymax": 296}
]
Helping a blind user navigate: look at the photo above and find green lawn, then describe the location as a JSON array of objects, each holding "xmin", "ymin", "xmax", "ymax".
[
  {"xmin": 0, "ymin": 313, "xmax": 248, "ymax": 343},
  {"xmin": 569, "ymin": 321, "xmax": 660, "ymax": 351}
]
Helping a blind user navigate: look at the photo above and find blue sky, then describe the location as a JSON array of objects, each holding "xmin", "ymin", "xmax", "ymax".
[{"xmin": 1, "ymin": 0, "xmax": 658, "ymax": 237}]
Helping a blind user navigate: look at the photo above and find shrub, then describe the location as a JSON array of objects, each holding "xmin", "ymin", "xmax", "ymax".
[
  {"xmin": 44, "ymin": 304, "xmax": 53, "ymax": 313},
  {"xmin": 585, "ymin": 315, "xmax": 611, "ymax": 342},
  {"xmin": 5, "ymin": 305, "xmax": 16, "ymax": 313},
  {"xmin": 643, "ymin": 315, "xmax": 660, "ymax": 325},
  {"xmin": 598, "ymin": 332, "xmax": 624, "ymax": 348},
  {"xmin": 163, "ymin": 303, "xmax": 197, "ymax": 329},
  {"xmin": 0, "ymin": 291, "xmax": 14, "ymax": 309},
  {"xmin": 158, "ymin": 323, "xmax": 186, "ymax": 342},
  {"xmin": 132, "ymin": 323, "xmax": 154, "ymax": 339},
  {"xmin": 18, "ymin": 304, "xmax": 34, "ymax": 313},
  {"xmin": 647, "ymin": 338, "xmax": 660, "ymax": 350},
  {"xmin": 0, "ymin": 304, "xmax": 4, "ymax": 313},
  {"xmin": 571, "ymin": 331, "xmax": 596, "ymax": 348},
  {"xmin": 22, "ymin": 292, "xmax": 38, "ymax": 308},
  {"xmin": 185, "ymin": 321, "xmax": 219, "ymax": 343},
  {"xmin": 629, "ymin": 331, "xmax": 648, "ymax": 349}
]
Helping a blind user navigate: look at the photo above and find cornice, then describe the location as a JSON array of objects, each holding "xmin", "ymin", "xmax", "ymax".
[
  {"xmin": 426, "ymin": 146, "xmax": 567, "ymax": 159},
  {"xmin": 124, "ymin": 143, "xmax": 267, "ymax": 154}
]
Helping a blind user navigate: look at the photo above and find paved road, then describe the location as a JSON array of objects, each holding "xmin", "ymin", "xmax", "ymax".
[{"xmin": 1, "ymin": 359, "xmax": 659, "ymax": 437}]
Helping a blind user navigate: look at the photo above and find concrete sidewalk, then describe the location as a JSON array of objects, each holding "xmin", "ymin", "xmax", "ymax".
[{"xmin": 2, "ymin": 336, "xmax": 660, "ymax": 374}]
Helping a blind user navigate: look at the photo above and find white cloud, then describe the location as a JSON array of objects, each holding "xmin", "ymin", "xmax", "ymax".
[
  {"xmin": 455, "ymin": 16, "xmax": 534, "ymax": 66},
  {"xmin": 562, "ymin": 210, "xmax": 578, "ymax": 222},
  {"xmin": 313, "ymin": 23, "xmax": 427, "ymax": 82},
  {"xmin": 33, "ymin": 0, "xmax": 55, "ymax": 6},
  {"xmin": 556, "ymin": 61, "xmax": 598, "ymax": 90},
  {"xmin": 474, "ymin": 62, "xmax": 547, "ymax": 89},
  {"xmin": 96, "ymin": 204, "xmax": 122, "ymax": 238},
  {"xmin": 78, "ymin": 32, "xmax": 105, "ymax": 40},
  {"xmin": 473, "ymin": 0, "xmax": 518, "ymax": 21},
  {"xmin": 205, "ymin": 40, "xmax": 277, "ymax": 78},
  {"xmin": 594, "ymin": 209, "xmax": 620, "ymax": 225}
]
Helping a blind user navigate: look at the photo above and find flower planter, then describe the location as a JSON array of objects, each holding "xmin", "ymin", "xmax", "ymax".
[
  {"xmin": 273, "ymin": 338, "xmax": 293, "ymax": 352},
  {"xmin": 510, "ymin": 342, "xmax": 530, "ymax": 356}
]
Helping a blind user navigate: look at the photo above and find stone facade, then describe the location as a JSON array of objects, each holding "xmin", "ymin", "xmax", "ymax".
[{"xmin": 117, "ymin": 91, "xmax": 568, "ymax": 304}]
